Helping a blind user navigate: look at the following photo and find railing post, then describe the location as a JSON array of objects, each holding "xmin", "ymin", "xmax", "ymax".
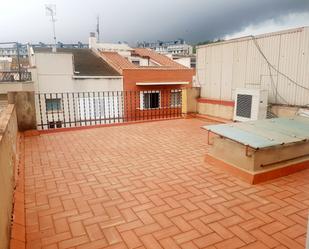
[{"xmin": 16, "ymin": 42, "xmax": 22, "ymax": 82}]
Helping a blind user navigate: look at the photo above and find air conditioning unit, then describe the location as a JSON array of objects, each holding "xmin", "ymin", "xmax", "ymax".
[{"xmin": 233, "ymin": 88, "xmax": 268, "ymax": 122}]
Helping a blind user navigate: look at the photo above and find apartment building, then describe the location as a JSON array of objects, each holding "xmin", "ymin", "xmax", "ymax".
[
  {"xmin": 137, "ymin": 39, "xmax": 193, "ymax": 55},
  {"xmin": 29, "ymin": 47, "xmax": 123, "ymax": 129}
]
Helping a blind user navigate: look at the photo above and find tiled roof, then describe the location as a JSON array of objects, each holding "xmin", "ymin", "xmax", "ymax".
[
  {"xmin": 34, "ymin": 48, "xmax": 121, "ymax": 76},
  {"xmin": 100, "ymin": 49, "xmax": 187, "ymax": 74},
  {"xmin": 100, "ymin": 52, "xmax": 138, "ymax": 73},
  {"xmin": 133, "ymin": 48, "xmax": 187, "ymax": 68}
]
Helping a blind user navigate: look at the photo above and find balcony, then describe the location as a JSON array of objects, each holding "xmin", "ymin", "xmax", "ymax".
[{"xmin": 0, "ymin": 70, "xmax": 32, "ymax": 82}]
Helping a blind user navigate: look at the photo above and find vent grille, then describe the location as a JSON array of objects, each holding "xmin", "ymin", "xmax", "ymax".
[{"xmin": 236, "ymin": 94, "xmax": 252, "ymax": 118}]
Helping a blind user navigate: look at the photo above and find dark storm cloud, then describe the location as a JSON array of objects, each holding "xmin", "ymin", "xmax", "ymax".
[
  {"xmin": 0, "ymin": 0, "xmax": 308, "ymax": 45},
  {"xmin": 129, "ymin": 0, "xmax": 309, "ymax": 43},
  {"xmin": 172, "ymin": 0, "xmax": 309, "ymax": 43}
]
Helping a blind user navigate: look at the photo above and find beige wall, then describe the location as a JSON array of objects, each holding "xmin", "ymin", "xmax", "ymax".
[
  {"xmin": 198, "ymin": 102, "xmax": 234, "ymax": 120},
  {"xmin": 209, "ymin": 135, "xmax": 309, "ymax": 174},
  {"xmin": 270, "ymin": 105, "xmax": 299, "ymax": 117},
  {"xmin": 197, "ymin": 27, "xmax": 309, "ymax": 106},
  {"xmin": 186, "ymin": 87, "xmax": 200, "ymax": 113},
  {"xmin": 0, "ymin": 82, "xmax": 34, "ymax": 94},
  {"xmin": 197, "ymin": 101, "xmax": 308, "ymax": 120},
  {"xmin": 8, "ymin": 92, "xmax": 37, "ymax": 131},
  {"xmin": 0, "ymin": 105, "xmax": 18, "ymax": 249}
]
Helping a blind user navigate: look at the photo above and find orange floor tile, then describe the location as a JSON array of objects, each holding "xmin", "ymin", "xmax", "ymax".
[{"xmin": 20, "ymin": 119, "xmax": 309, "ymax": 249}]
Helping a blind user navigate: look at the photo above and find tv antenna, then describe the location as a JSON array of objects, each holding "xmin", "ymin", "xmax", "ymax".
[
  {"xmin": 96, "ymin": 15, "xmax": 100, "ymax": 42},
  {"xmin": 45, "ymin": 4, "xmax": 57, "ymax": 52}
]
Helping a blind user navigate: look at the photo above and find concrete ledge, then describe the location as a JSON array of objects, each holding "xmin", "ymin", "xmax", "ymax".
[
  {"xmin": 205, "ymin": 154, "xmax": 309, "ymax": 184},
  {"xmin": 188, "ymin": 113, "xmax": 231, "ymax": 124},
  {"xmin": 0, "ymin": 105, "xmax": 19, "ymax": 249},
  {"xmin": 197, "ymin": 98, "xmax": 234, "ymax": 107},
  {"xmin": 10, "ymin": 134, "xmax": 25, "ymax": 249},
  {"xmin": 197, "ymin": 101, "xmax": 234, "ymax": 120},
  {"xmin": 25, "ymin": 117, "xmax": 184, "ymax": 136}
]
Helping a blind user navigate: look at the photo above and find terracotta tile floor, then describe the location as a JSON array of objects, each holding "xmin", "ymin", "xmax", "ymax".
[{"xmin": 23, "ymin": 119, "xmax": 309, "ymax": 249}]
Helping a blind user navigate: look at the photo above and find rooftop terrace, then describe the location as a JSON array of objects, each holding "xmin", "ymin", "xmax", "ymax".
[{"xmin": 16, "ymin": 119, "xmax": 309, "ymax": 248}]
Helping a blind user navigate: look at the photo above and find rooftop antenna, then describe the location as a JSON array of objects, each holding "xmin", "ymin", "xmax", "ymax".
[
  {"xmin": 45, "ymin": 4, "xmax": 57, "ymax": 52},
  {"xmin": 96, "ymin": 15, "xmax": 100, "ymax": 42}
]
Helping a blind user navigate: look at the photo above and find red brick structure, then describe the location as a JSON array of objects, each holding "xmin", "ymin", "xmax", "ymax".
[{"xmin": 101, "ymin": 49, "xmax": 194, "ymax": 121}]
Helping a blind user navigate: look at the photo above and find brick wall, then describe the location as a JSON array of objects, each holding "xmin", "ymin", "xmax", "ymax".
[
  {"xmin": 122, "ymin": 68, "xmax": 194, "ymax": 91},
  {"xmin": 122, "ymin": 68, "xmax": 194, "ymax": 120}
]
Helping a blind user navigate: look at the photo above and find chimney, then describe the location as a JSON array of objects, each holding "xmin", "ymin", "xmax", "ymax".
[{"xmin": 89, "ymin": 32, "xmax": 97, "ymax": 49}]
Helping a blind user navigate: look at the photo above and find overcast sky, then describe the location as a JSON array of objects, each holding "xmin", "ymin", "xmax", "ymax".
[{"xmin": 1, "ymin": 0, "xmax": 309, "ymax": 45}]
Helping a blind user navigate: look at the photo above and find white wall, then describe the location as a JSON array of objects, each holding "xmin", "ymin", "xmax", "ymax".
[
  {"xmin": 32, "ymin": 52, "xmax": 123, "ymax": 129},
  {"xmin": 33, "ymin": 52, "xmax": 123, "ymax": 93},
  {"xmin": 89, "ymin": 36, "xmax": 132, "ymax": 57},
  {"xmin": 174, "ymin": 57, "xmax": 191, "ymax": 68},
  {"xmin": 129, "ymin": 56, "xmax": 149, "ymax": 66},
  {"xmin": 196, "ymin": 27, "xmax": 309, "ymax": 106}
]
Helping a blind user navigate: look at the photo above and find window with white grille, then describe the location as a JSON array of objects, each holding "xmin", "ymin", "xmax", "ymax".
[
  {"xmin": 170, "ymin": 90, "xmax": 181, "ymax": 107},
  {"xmin": 140, "ymin": 91, "xmax": 160, "ymax": 109}
]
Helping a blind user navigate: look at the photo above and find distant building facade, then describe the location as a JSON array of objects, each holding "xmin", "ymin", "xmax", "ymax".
[
  {"xmin": 0, "ymin": 42, "xmax": 88, "ymax": 59},
  {"xmin": 0, "ymin": 44, "xmax": 28, "ymax": 58},
  {"xmin": 137, "ymin": 39, "xmax": 193, "ymax": 56}
]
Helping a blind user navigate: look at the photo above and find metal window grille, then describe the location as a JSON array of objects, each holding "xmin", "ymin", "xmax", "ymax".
[
  {"xmin": 170, "ymin": 90, "xmax": 182, "ymax": 107},
  {"xmin": 141, "ymin": 91, "xmax": 160, "ymax": 109}
]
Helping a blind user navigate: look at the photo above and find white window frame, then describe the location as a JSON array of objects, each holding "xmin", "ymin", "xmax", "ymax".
[
  {"xmin": 140, "ymin": 91, "xmax": 161, "ymax": 110},
  {"xmin": 46, "ymin": 98, "xmax": 62, "ymax": 113},
  {"xmin": 170, "ymin": 89, "xmax": 182, "ymax": 107}
]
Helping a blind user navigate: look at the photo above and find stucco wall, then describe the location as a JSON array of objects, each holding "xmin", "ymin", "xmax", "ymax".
[
  {"xmin": 174, "ymin": 57, "xmax": 191, "ymax": 68},
  {"xmin": 32, "ymin": 52, "xmax": 123, "ymax": 129},
  {"xmin": 186, "ymin": 87, "xmax": 200, "ymax": 113},
  {"xmin": 8, "ymin": 92, "xmax": 37, "ymax": 131},
  {"xmin": 0, "ymin": 104, "xmax": 18, "ymax": 249},
  {"xmin": 0, "ymin": 82, "xmax": 34, "ymax": 94},
  {"xmin": 197, "ymin": 98, "xmax": 309, "ymax": 120},
  {"xmin": 197, "ymin": 101, "xmax": 234, "ymax": 120},
  {"xmin": 33, "ymin": 52, "xmax": 123, "ymax": 93}
]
